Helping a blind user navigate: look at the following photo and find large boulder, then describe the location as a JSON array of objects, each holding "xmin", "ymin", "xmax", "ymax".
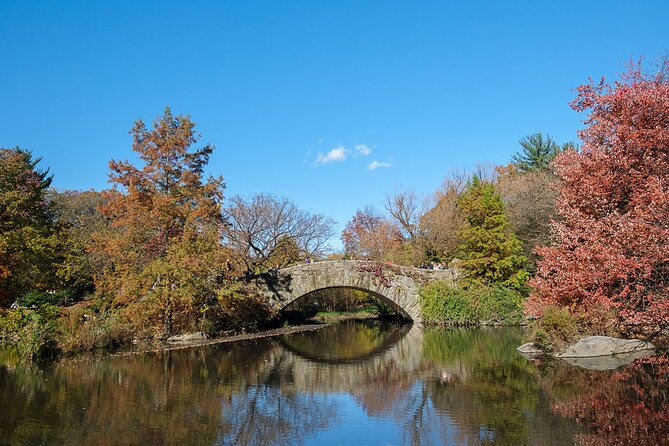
[{"xmin": 556, "ymin": 336, "xmax": 654, "ymax": 358}]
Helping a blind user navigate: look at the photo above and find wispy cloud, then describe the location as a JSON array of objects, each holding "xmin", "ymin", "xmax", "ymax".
[
  {"xmin": 367, "ymin": 160, "xmax": 393, "ymax": 170},
  {"xmin": 355, "ymin": 143, "xmax": 372, "ymax": 156},
  {"xmin": 315, "ymin": 145, "xmax": 348, "ymax": 165}
]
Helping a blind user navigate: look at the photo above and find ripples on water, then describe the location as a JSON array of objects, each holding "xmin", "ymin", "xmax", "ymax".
[{"xmin": 0, "ymin": 320, "xmax": 667, "ymax": 445}]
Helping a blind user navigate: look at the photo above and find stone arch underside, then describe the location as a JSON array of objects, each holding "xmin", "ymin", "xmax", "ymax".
[
  {"xmin": 282, "ymin": 285, "xmax": 414, "ymax": 320},
  {"xmin": 249, "ymin": 260, "xmax": 458, "ymax": 325}
]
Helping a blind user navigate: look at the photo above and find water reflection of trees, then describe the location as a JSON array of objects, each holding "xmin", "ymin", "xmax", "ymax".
[
  {"xmin": 4, "ymin": 325, "xmax": 663, "ymax": 446},
  {"xmin": 539, "ymin": 355, "xmax": 669, "ymax": 446},
  {"xmin": 0, "ymin": 339, "xmax": 341, "ymax": 446},
  {"xmin": 220, "ymin": 386, "xmax": 340, "ymax": 445},
  {"xmin": 418, "ymin": 328, "xmax": 581, "ymax": 445}
]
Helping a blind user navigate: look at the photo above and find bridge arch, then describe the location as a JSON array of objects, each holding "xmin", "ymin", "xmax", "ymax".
[{"xmin": 250, "ymin": 260, "xmax": 458, "ymax": 325}]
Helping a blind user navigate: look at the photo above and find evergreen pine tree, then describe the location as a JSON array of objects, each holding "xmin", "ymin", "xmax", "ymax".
[{"xmin": 511, "ymin": 132, "xmax": 568, "ymax": 172}]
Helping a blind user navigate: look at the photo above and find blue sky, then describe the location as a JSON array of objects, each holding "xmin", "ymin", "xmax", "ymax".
[{"xmin": 1, "ymin": 0, "xmax": 667, "ymax": 246}]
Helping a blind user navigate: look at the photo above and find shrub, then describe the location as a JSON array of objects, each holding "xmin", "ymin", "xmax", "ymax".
[
  {"xmin": 472, "ymin": 285, "xmax": 524, "ymax": 325},
  {"xmin": 208, "ymin": 283, "xmax": 273, "ymax": 334},
  {"xmin": 56, "ymin": 305, "xmax": 133, "ymax": 355},
  {"xmin": 531, "ymin": 305, "xmax": 580, "ymax": 353},
  {"xmin": 420, "ymin": 282, "xmax": 477, "ymax": 325},
  {"xmin": 0, "ymin": 305, "xmax": 62, "ymax": 361},
  {"xmin": 420, "ymin": 281, "xmax": 524, "ymax": 326},
  {"xmin": 16, "ymin": 290, "xmax": 72, "ymax": 308}
]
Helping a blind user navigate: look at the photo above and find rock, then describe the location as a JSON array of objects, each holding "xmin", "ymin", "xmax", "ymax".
[
  {"xmin": 166, "ymin": 332, "xmax": 207, "ymax": 344},
  {"xmin": 516, "ymin": 342, "xmax": 543, "ymax": 359},
  {"xmin": 556, "ymin": 336, "xmax": 655, "ymax": 358},
  {"xmin": 558, "ymin": 349, "xmax": 655, "ymax": 371}
]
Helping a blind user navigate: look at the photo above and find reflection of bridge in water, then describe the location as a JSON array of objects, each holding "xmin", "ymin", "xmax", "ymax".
[
  {"xmin": 279, "ymin": 322, "xmax": 411, "ymax": 364},
  {"xmin": 259, "ymin": 323, "xmax": 427, "ymax": 393},
  {"xmin": 251, "ymin": 260, "xmax": 458, "ymax": 324}
]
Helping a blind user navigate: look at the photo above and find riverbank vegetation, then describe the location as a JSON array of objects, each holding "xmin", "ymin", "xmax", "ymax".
[
  {"xmin": 343, "ymin": 60, "xmax": 669, "ymax": 345},
  {"xmin": 0, "ymin": 108, "xmax": 334, "ymax": 360},
  {"xmin": 2, "ymin": 59, "xmax": 668, "ymax": 360}
]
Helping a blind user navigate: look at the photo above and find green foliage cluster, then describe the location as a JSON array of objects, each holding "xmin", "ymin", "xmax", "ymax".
[
  {"xmin": 420, "ymin": 281, "xmax": 524, "ymax": 326},
  {"xmin": 457, "ymin": 176, "xmax": 529, "ymax": 288},
  {"xmin": 0, "ymin": 304, "xmax": 135, "ymax": 360},
  {"xmin": 511, "ymin": 132, "xmax": 574, "ymax": 172},
  {"xmin": 0, "ymin": 148, "xmax": 59, "ymax": 305},
  {"xmin": 0, "ymin": 306, "xmax": 61, "ymax": 361},
  {"xmin": 530, "ymin": 306, "xmax": 580, "ymax": 353},
  {"xmin": 16, "ymin": 290, "xmax": 72, "ymax": 308}
]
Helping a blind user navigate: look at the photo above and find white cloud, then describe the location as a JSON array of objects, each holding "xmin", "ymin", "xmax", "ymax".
[
  {"xmin": 315, "ymin": 145, "xmax": 347, "ymax": 165},
  {"xmin": 355, "ymin": 143, "xmax": 372, "ymax": 156},
  {"xmin": 367, "ymin": 160, "xmax": 393, "ymax": 170}
]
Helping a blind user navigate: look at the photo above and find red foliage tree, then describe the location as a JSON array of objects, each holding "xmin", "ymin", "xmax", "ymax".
[{"xmin": 527, "ymin": 60, "xmax": 669, "ymax": 334}]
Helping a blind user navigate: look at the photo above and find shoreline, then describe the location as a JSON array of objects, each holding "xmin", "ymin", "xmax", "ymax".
[{"xmin": 109, "ymin": 323, "xmax": 331, "ymax": 358}]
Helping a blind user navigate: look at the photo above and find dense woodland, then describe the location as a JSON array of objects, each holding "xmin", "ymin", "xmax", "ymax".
[{"xmin": 1, "ymin": 60, "xmax": 668, "ymax": 360}]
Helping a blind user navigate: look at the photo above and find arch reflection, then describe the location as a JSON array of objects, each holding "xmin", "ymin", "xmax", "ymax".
[{"xmin": 279, "ymin": 320, "xmax": 411, "ymax": 364}]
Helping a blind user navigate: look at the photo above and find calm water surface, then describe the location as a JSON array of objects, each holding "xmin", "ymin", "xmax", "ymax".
[{"xmin": 1, "ymin": 321, "xmax": 667, "ymax": 445}]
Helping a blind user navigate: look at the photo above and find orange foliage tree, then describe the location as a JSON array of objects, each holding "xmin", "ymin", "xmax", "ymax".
[
  {"xmin": 342, "ymin": 207, "xmax": 401, "ymax": 261},
  {"xmin": 527, "ymin": 60, "xmax": 669, "ymax": 334},
  {"xmin": 92, "ymin": 107, "xmax": 227, "ymax": 336}
]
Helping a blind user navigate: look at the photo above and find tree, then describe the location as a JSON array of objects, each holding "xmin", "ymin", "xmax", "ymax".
[
  {"xmin": 342, "ymin": 207, "xmax": 401, "ymax": 261},
  {"xmin": 419, "ymin": 170, "xmax": 468, "ymax": 262},
  {"xmin": 496, "ymin": 164, "xmax": 558, "ymax": 272},
  {"xmin": 384, "ymin": 189, "xmax": 428, "ymax": 265},
  {"xmin": 47, "ymin": 189, "xmax": 109, "ymax": 298},
  {"xmin": 384, "ymin": 189, "xmax": 424, "ymax": 242},
  {"xmin": 92, "ymin": 107, "xmax": 227, "ymax": 336},
  {"xmin": 0, "ymin": 148, "xmax": 57, "ymax": 305},
  {"xmin": 222, "ymin": 193, "xmax": 335, "ymax": 273},
  {"xmin": 457, "ymin": 176, "xmax": 527, "ymax": 287},
  {"xmin": 511, "ymin": 132, "xmax": 572, "ymax": 172},
  {"xmin": 527, "ymin": 60, "xmax": 669, "ymax": 335}
]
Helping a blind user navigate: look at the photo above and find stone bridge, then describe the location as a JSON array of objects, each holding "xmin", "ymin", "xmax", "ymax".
[{"xmin": 250, "ymin": 260, "xmax": 459, "ymax": 324}]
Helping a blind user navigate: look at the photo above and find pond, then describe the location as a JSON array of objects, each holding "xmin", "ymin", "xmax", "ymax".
[{"xmin": 1, "ymin": 320, "xmax": 667, "ymax": 445}]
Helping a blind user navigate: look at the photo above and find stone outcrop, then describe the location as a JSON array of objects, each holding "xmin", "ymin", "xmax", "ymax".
[
  {"xmin": 517, "ymin": 335, "xmax": 656, "ymax": 370},
  {"xmin": 555, "ymin": 335, "xmax": 654, "ymax": 358}
]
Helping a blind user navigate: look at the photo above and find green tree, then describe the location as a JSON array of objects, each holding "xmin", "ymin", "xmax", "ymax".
[
  {"xmin": 47, "ymin": 189, "xmax": 109, "ymax": 298},
  {"xmin": 511, "ymin": 132, "xmax": 573, "ymax": 172},
  {"xmin": 0, "ymin": 148, "xmax": 58, "ymax": 305},
  {"xmin": 457, "ymin": 176, "xmax": 528, "ymax": 287},
  {"xmin": 92, "ymin": 107, "xmax": 227, "ymax": 336}
]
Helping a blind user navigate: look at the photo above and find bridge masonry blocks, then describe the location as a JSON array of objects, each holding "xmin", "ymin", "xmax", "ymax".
[{"xmin": 250, "ymin": 260, "xmax": 458, "ymax": 325}]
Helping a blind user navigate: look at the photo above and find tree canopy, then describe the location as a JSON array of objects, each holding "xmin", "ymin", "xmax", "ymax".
[
  {"xmin": 457, "ymin": 176, "xmax": 528, "ymax": 287},
  {"xmin": 511, "ymin": 132, "xmax": 574, "ymax": 172},
  {"xmin": 92, "ymin": 107, "xmax": 227, "ymax": 335},
  {"xmin": 528, "ymin": 60, "xmax": 669, "ymax": 334},
  {"xmin": 0, "ymin": 147, "xmax": 57, "ymax": 304}
]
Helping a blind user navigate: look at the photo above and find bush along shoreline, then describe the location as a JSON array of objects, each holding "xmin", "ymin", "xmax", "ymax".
[{"xmin": 419, "ymin": 281, "xmax": 525, "ymax": 327}]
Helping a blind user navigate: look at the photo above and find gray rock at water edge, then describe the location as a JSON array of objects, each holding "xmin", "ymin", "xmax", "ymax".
[
  {"xmin": 516, "ymin": 342, "xmax": 543, "ymax": 359},
  {"xmin": 556, "ymin": 336, "xmax": 655, "ymax": 358},
  {"xmin": 166, "ymin": 332, "xmax": 208, "ymax": 344}
]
